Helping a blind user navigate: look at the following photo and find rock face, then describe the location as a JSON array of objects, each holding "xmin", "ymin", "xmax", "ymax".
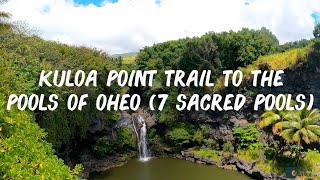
[
  {"xmin": 130, "ymin": 108, "xmax": 157, "ymax": 128},
  {"xmin": 78, "ymin": 150, "xmax": 135, "ymax": 178},
  {"xmin": 178, "ymin": 63, "xmax": 320, "ymax": 145},
  {"xmin": 180, "ymin": 151, "xmax": 287, "ymax": 180},
  {"xmin": 88, "ymin": 117, "xmax": 105, "ymax": 134},
  {"xmin": 211, "ymin": 125, "xmax": 234, "ymax": 142},
  {"xmin": 70, "ymin": 108, "xmax": 156, "ymax": 178}
]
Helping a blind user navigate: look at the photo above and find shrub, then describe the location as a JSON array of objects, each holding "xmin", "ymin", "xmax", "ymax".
[
  {"xmin": 0, "ymin": 98, "xmax": 79, "ymax": 179},
  {"xmin": 166, "ymin": 128, "xmax": 192, "ymax": 146},
  {"xmin": 93, "ymin": 126, "xmax": 135, "ymax": 156},
  {"xmin": 165, "ymin": 124, "xmax": 194, "ymax": 146},
  {"xmin": 233, "ymin": 123, "xmax": 262, "ymax": 150},
  {"xmin": 193, "ymin": 131, "xmax": 204, "ymax": 144},
  {"xmin": 222, "ymin": 141, "xmax": 234, "ymax": 153},
  {"xmin": 199, "ymin": 124, "xmax": 211, "ymax": 136},
  {"xmin": 203, "ymin": 138, "xmax": 219, "ymax": 150},
  {"xmin": 114, "ymin": 126, "xmax": 136, "ymax": 149},
  {"xmin": 93, "ymin": 136, "xmax": 116, "ymax": 156},
  {"xmin": 303, "ymin": 149, "xmax": 320, "ymax": 178},
  {"xmin": 193, "ymin": 124, "xmax": 212, "ymax": 145}
]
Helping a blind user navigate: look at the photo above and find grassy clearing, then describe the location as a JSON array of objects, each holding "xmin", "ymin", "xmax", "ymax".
[
  {"xmin": 236, "ymin": 149, "xmax": 320, "ymax": 178},
  {"xmin": 214, "ymin": 46, "xmax": 310, "ymax": 92},
  {"xmin": 236, "ymin": 149, "xmax": 281, "ymax": 174},
  {"xmin": 189, "ymin": 148, "xmax": 222, "ymax": 162},
  {"xmin": 123, "ymin": 55, "xmax": 136, "ymax": 64}
]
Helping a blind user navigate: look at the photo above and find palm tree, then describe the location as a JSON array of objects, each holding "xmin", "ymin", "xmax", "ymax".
[
  {"xmin": 275, "ymin": 108, "xmax": 320, "ymax": 144},
  {"xmin": 260, "ymin": 97, "xmax": 296, "ymax": 132},
  {"xmin": 275, "ymin": 108, "xmax": 320, "ymax": 166},
  {"xmin": 259, "ymin": 108, "xmax": 290, "ymax": 156}
]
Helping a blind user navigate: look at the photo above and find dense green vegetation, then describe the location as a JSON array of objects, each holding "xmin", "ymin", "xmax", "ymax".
[
  {"xmin": 2, "ymin": 0, "xmax": 320, "ymax": 177},
  {"xmin": 233, "ymin": 123, "xmax": 263, "ymax": 150},
  {"xmin": 0, "ymin": 29, "xmax": 122, "ymax": 150},
  {"xmin": 0, "ymin": 5, "xmax": 124, "ymax": 177},
  {"xmin": 279, "ymin": 39, "xmax": 312, "ymax": 52},
  {"xmin": 0, "ymin": 97, "xmax": 83, "ymax": 179},
  {"xmin": 210, "ymin": 27, "xmax": 279, "ymax": 69},
  {"xmin": 93, "ymin": 126, "xmax": 136, "ymax": 156}
]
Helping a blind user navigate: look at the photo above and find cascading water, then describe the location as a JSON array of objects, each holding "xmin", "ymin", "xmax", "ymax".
[{"xmin": 135, "ymin": 115, "xmax": 151, "ymax": 161}]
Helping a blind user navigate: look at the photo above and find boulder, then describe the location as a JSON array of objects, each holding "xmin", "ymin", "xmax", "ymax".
[
  {"xmin": 186, "ymin": 157, "xmax": 195, "ymax": 162},
  {"xmin": 196, "ymin": 160, "xmax": 205, "ymax": 164},
  {"xmin": 193, "ymin": 154, "xmax": 202, "ymax": 161}
]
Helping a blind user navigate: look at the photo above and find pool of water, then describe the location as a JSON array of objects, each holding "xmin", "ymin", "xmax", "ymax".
[{"xmin": 89, "ymin": 158, "xmax": 251, "ymax": 180}]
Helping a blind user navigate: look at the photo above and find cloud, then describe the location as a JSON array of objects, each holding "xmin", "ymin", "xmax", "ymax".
[{"xmin": 1, "ymin": 0, "xmax": 320, "ymax": 54}]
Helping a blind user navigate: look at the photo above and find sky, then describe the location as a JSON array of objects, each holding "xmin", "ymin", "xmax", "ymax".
[{"xmin": 1, "ymin": 0, "xmax": 320, "ymax": 54}]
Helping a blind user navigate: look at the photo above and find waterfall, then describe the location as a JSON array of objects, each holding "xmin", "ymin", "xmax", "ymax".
[{"xmin": 136, "ymin": 115, "xmax": 151, "ymax": 161}]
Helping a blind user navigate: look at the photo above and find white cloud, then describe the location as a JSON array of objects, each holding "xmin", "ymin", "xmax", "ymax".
[{"xmin": 1, "ymin": 0, "xmax": 320, "ymax": 54}]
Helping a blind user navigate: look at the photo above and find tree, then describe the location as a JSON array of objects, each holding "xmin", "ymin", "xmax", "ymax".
[
  {"xmin": 0, "ymin": 97, "xmax": 81, "ymax": 179},
  {"xmin": 279, "ymin": 39, "xmax": 312, "ymax": 52},
  {"xmin": 211, "ymin": 27, "xmax": 279, "ymax": 69},
  {"xmin": 275, "ymin": 108, "xmax": 320, "ymax": 166},
  {"xmin": 260, "ymin": 97, "xmax": 296, "ymax": 133},
  {"xmin": 178, "ymin": 35, "xmax": 221, "ymax": 76},
  {"xmin": 0, "ymin": 0, "xmax": 11, "ymax": 30},
  {"xmin": 136, "ymin": 39, "xmax": 188, "ymax": 69},
  {"xmin": 314, "ymin": 23, "xmax": 320, "ymax": 38},
  {"xmin": 275, "ymin": 108, "xmax": 320, "ymax": 145},
  {"xmin": 118, "ymin": 56, "xmax": 123, "ymax": 67},
  {"xmin": 166, "ymin": 128, "xmax": 192, "ymax": 146},
  {"xmin": 259, "ymin": 107, "xmax": 291, "ymax": 155},
  {"xmin": 165, "ymin": 123, "xmax": 194, "ymax": 147}
]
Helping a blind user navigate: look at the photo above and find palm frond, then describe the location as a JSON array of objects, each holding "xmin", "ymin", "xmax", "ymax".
[
  {"xmin": 303, "ymin": 109, "xmax": 320, "ymax": 125},
  {"xmin": 273, "ymin": 122, "xmax": 282, "ymax": 133},
  {"xmin": 306, "ymin": 125, "xmax": 320, "ymax": 136},
  {"xmin": 276, "ymin": 121, "xmax": 301, "ymax": 130},
  {"xmin": 306, "ymin": 129, "xmax": 319, "ymax": 142},
  {"xmin": 261, "ymin": 111, "xmax": 277, "ymax": 118},
  {"xmin": 292, "ymin": 130, "xmax": 301, "ymax": 144},
  {"xmin": 260, "ymin": 111, "xmax": 281, "ymax": 128},
  {"xmin": 308, "ymin": 108, "xmax": 320, "ymax": 117},
  {"xmin": 284, "ymin": 111, "xmax": 300, "ymax": 122},
  {"xmin": 278, "ymin": 110, "xmax": 289, "ymax": 119},
  {"xmin": 300, "ymin": 128, "xmax": 311, "ymax": 144},
  {"xmin": 279, "ymin": 129, "xmax": 295, "ymax": 142},
  {"xmin": 303, "ymin": 117, "xmax": 320, "ymax": 126}
]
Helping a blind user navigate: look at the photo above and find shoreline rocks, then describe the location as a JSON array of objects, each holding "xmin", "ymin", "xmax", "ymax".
[
  {"xmin": 180, "ymin": 151, "xmax": 287, "ymax": 180},
  {"xmin": 79, "ymin": 150, "xmax": 135, "ymax": 179}
]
